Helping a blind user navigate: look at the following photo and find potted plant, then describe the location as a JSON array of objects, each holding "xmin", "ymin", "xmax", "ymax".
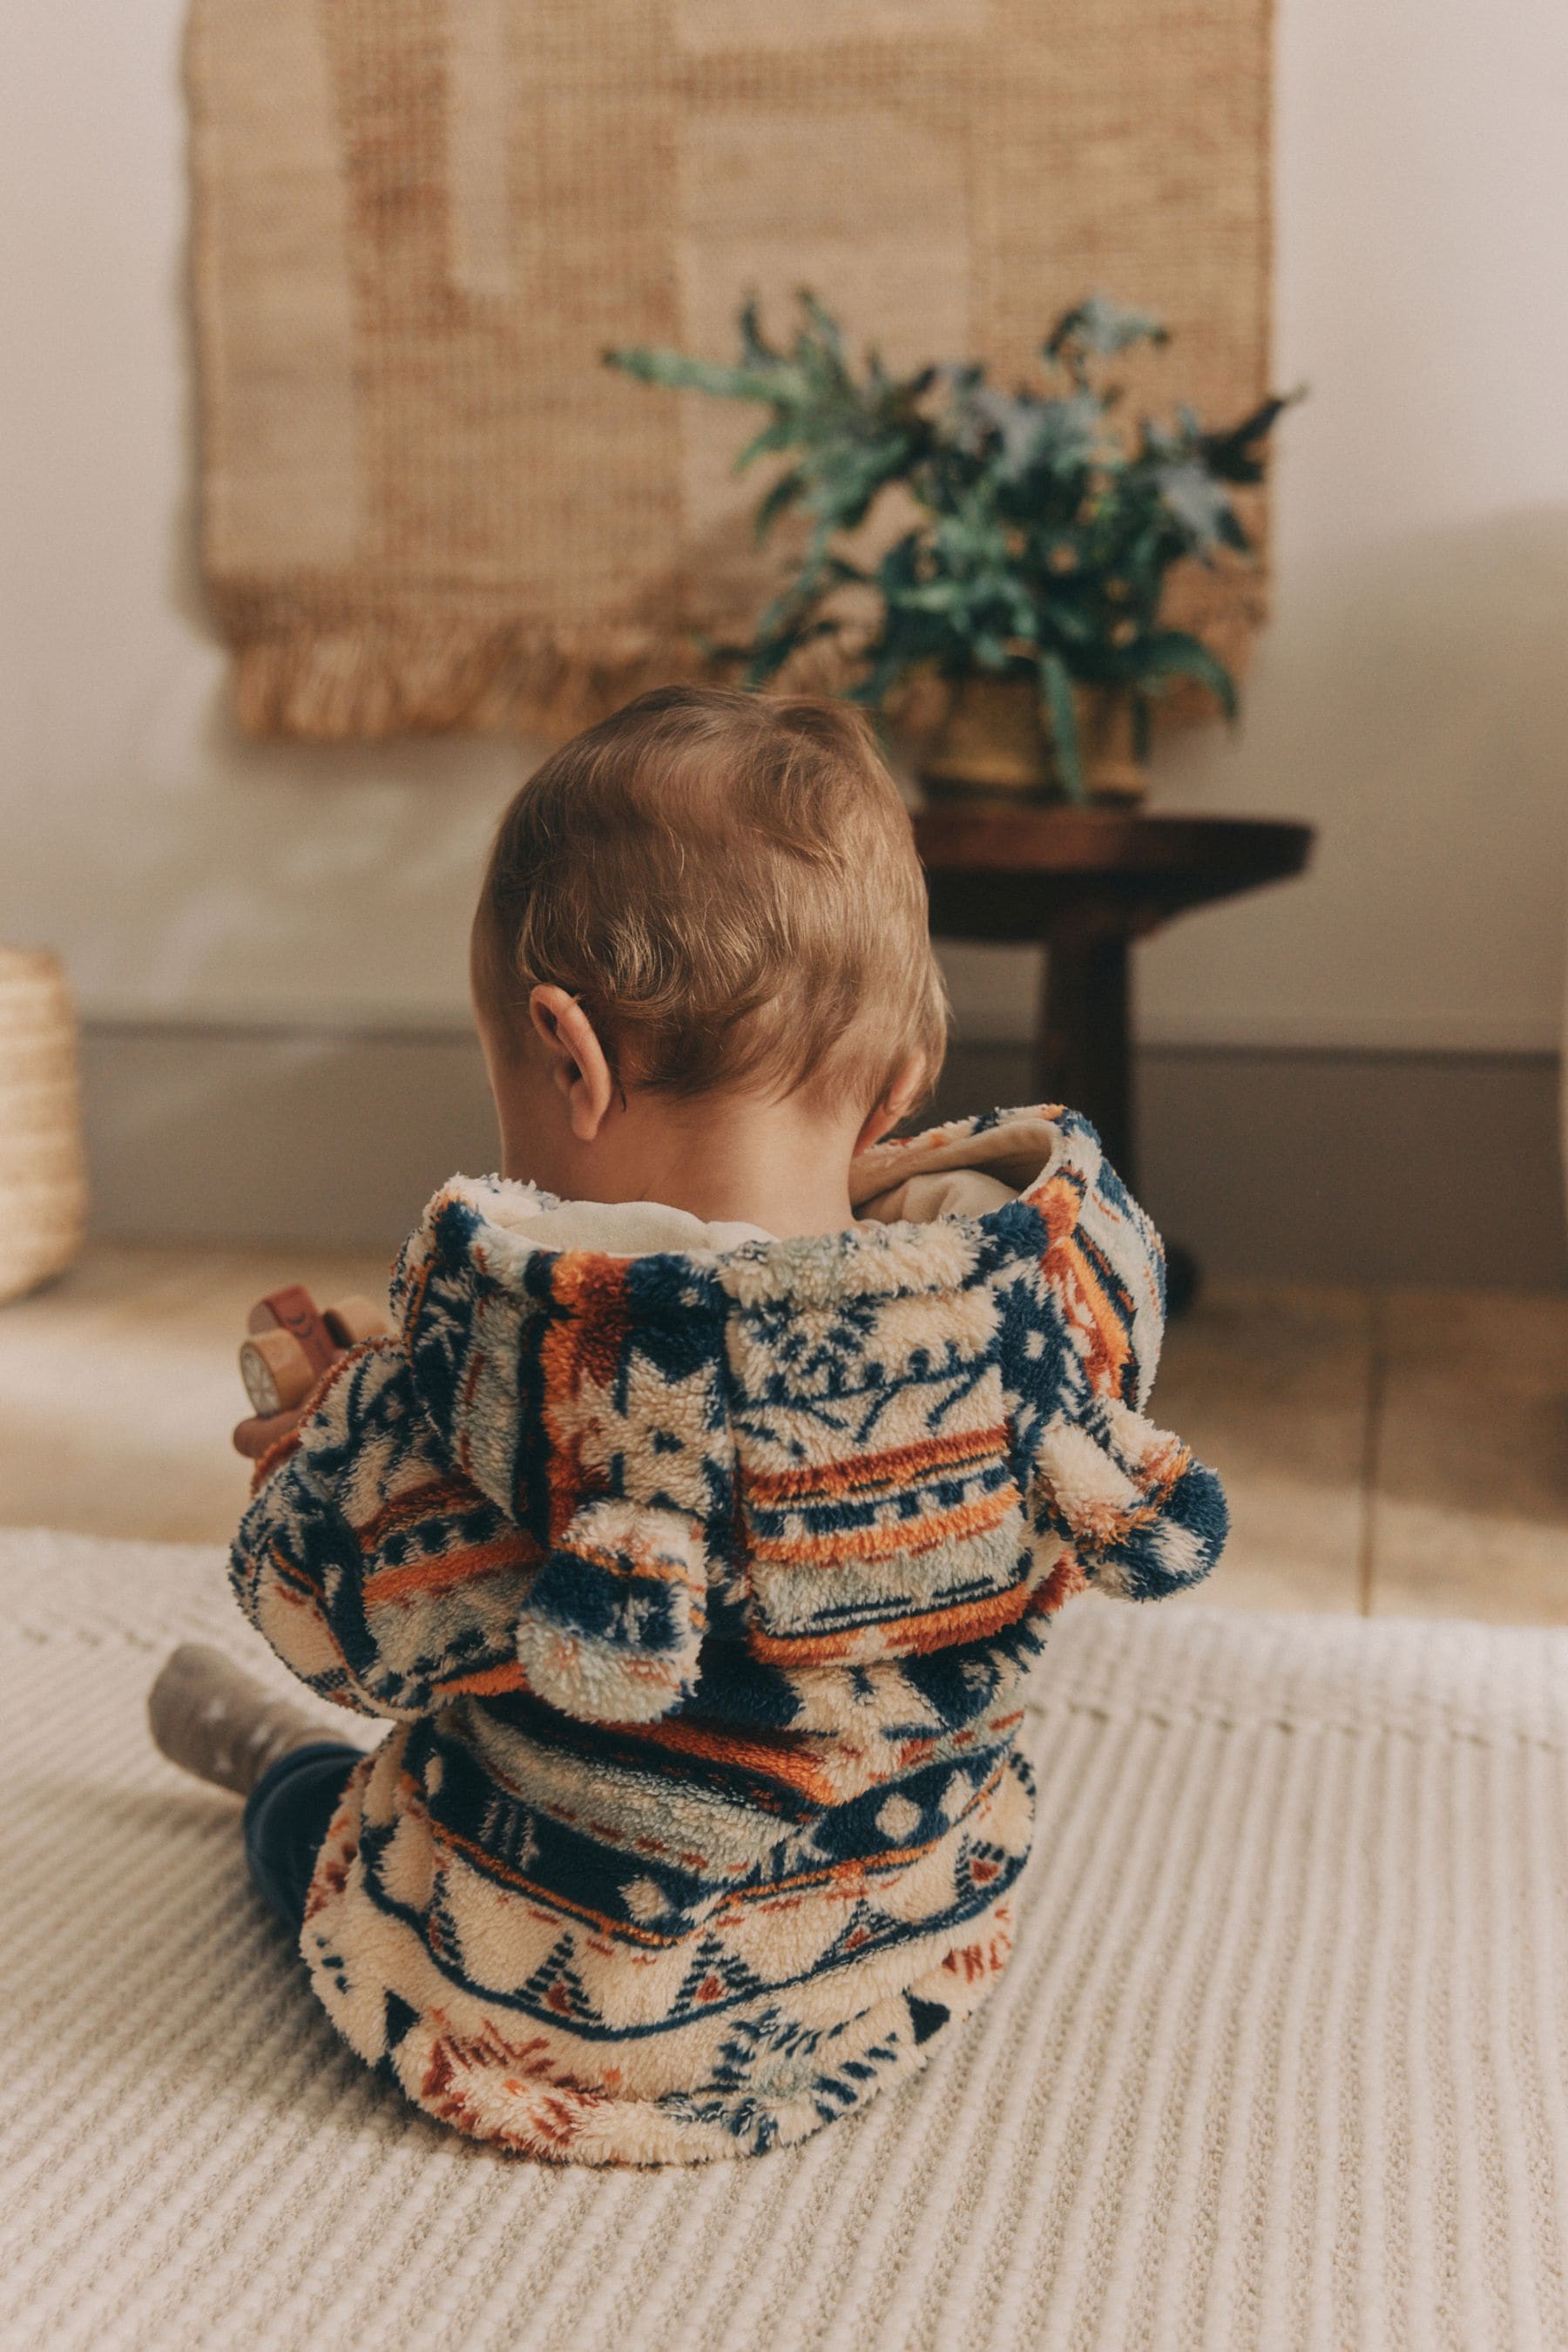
[{"xmin": 608, "ymin": 293, "xmax": 1301, "ymax": 801}]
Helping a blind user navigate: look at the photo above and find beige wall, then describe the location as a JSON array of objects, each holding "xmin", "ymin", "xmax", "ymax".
[{"xmin": 2, "ymin": 0, "xmax": 1566, "ymax": 1053}]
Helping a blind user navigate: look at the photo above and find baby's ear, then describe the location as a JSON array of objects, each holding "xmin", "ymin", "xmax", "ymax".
[
  {"xmin": 528, "ymin": 984, "xmax": 616, "ymax": 1140},
  {"xmin": 855, "ymin": 1051, "xmax": 928, "ymax": 1154}
]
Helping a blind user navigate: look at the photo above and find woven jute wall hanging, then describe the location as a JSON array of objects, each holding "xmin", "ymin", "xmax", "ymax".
[{"xmin": 188, "ymin": 0, "xmax": 1274, "ymax": 742}]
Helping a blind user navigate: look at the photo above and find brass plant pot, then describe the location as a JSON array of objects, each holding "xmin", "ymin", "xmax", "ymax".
[
  {"xmin": 920, "ymin": 672, "xmax": 1052, "ymax": 795},
  {"xmin": 920, "ymin": 672, "xmax": 1149, "ymax": 804},
  {"xmin": 1076, "ymin": 684, "xmax": 1148, "ymax": 804}
]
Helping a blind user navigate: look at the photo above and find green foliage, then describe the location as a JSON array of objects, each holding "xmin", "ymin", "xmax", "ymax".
[{"xmin": 606, "ymin": 293, "xmax": 1302, "ymax": 799}]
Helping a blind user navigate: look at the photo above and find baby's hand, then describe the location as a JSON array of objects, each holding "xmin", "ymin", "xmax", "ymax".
[{"xmin": 233, "ymin": 1286, "xmax": 389, "ymax": 1459}]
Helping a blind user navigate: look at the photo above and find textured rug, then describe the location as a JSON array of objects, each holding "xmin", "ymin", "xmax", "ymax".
[
  {"xmin": 3, "ymin": 1526, "xmax": 1565, "ymax": 2352},
  {"xmin": 186, "ymin": 0, "xmax": 1274, "ymax": 740}
]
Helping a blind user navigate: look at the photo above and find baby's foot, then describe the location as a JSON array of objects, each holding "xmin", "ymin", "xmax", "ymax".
[{"xmin": 147, "ymin": 1644, "xmax": 327, "ymax": 1798}]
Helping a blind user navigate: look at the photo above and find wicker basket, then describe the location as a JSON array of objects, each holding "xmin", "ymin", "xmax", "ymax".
[{"xmin": 0, "ymin": 950, "xmax": 88, "ymax": 1302}]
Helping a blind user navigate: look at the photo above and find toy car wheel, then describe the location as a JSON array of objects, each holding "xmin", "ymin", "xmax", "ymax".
[
  {"xmin": 323, "ymin": 1294, "xmax": 389, "ymax": 1348},
  {"xmin": 239, "ymin": 1328, "xmax": 316, "ymax": 1417}
]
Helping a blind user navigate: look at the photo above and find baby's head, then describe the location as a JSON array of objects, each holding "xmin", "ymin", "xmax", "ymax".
[{"xmin": 471, "ymin": 686, "xmax": 949, "ymax": 1232}]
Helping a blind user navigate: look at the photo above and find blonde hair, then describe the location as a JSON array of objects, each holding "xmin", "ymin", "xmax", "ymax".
[{"xmin": 473, "ymin": 686, "xmax": 949, "ymax": 1112}]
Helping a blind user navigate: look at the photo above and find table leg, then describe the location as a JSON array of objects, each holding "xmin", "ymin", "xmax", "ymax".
[
  {"xmin": 1033, "ymin": 934, "xmax": 1198, "ymax": 1315},
  {"xmin": 1035, "ymin": 934, "xmax": 1133, "ymax": 1178}
]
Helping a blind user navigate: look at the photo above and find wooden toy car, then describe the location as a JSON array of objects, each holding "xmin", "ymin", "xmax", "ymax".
[{"xmin": 233, "ymin": 1283, "xmax": 389, "ymax": 1459}]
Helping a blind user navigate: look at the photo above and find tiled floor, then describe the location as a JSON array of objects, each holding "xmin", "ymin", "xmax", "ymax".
[{"xmin": 1, "ymin": 1247, "xmax": 1565, "ymax": 1622}]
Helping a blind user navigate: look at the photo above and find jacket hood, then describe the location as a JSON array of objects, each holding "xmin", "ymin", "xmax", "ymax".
[
  {"xmin": 390, "ymin": 1102, "xmax": 1165, "ymax": 1530},
  {"xmin": 248, "ymin": 1098, "xmax": 1214, "ymax": 1741}
]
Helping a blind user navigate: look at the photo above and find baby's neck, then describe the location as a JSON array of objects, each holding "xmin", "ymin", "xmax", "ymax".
[{"xmin": 512, "ymin": 1086, "xmax": 871, "ymax": 1241}]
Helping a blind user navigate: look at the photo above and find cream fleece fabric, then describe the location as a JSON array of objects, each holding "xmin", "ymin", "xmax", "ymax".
[
  {"xmin": 4, "ymin": 1524, "xmax": 1568, "ymax": 2349},
  {"xmin": 501, "ymin": 1196, "xmax": 778, "ymax": 1254}
]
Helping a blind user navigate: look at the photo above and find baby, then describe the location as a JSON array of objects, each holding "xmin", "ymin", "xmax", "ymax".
[{"xmin": 149, "ymin": 685, "xmax": 1227, "ymax": 2166}]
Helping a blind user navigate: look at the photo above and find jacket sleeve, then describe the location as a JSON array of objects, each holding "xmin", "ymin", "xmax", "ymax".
[
  {"xmin": 232, "ymin": 1227, "xmax": 727, "ymax": 1727},
  {"xmin": 228, "ymin": 1342, "xmax": 545, "ymax": 1718},
  {"xmin": 1011, "ymin": 1128, "xmax": 1228, "ymax": 1601}
]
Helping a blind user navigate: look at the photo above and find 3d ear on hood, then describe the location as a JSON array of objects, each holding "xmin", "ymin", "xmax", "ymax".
[
  {"xmin": 514, "ymin": 1498, "xmax": 708, "ymax": 1725},
  {"xmin": 1033, "ymin": 1396, "xmax": 1228, "ymax": 1600}
]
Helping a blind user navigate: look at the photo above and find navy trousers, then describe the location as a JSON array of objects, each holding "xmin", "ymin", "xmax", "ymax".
[{"xmin": 241, "ymin": 1740, "xmax": 361, "ymax": 1935}]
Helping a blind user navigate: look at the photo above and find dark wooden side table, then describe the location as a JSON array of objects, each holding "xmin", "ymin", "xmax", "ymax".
[{"xmin": 912, "ymin": 802, "xmax": 1314, "ymax": 1301}]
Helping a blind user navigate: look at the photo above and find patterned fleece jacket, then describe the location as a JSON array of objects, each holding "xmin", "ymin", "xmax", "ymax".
[{"xmin": 230, "ymin": 1103, "xmax": 1227, "ymax": 2166}]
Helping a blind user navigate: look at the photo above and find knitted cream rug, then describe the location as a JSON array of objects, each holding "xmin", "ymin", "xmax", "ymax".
[{"xmin": 3, "ymin": 1528, "xmax": 1565, "ymax": 2352}]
